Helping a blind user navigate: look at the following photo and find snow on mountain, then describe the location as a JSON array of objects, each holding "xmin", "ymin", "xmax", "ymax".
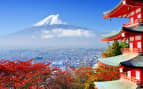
[
  {"xmin": 33, "ymin": 14, "xmax": 66, "ymax": 26},
  {"xmin": 32, "ymin": 15, "xmax": 94, "ymax": 39}
]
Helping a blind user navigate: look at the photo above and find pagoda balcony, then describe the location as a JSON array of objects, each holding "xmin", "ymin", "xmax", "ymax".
[
  {"xmin": 120, "ymin": 72, "xmax": 140, "ymax": 85},
  {"xmin": 121, "ymin": 48, "xmax": 141, "ymax": 54},
  {"xmin": 123, "ymin": 19, "xmax": 143, "ymax": 27}
]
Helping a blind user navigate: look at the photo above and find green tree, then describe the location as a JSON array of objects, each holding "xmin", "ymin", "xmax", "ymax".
[
  {"xmin": 119, "ymin": 41, "xmax": 129, "ymax": 48},
  {"xmin": 101, "ymin": 40, "xmax": 122, "ymax": 58},
  {"xmin": 110, "ymin": 40, "xmax": 122, "ymax": 56},
  {"xmin": 107, "ymin": 45, "xmax": 112, "ymax": 52}
]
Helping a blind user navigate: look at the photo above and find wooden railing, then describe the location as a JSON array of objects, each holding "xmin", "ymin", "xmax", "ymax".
[
  {"xmin": 123, "ymin": 22, "xmax": 133, "ymax": 27},
  {"xmin": 120, "ymin": 73, "xmax": 140, "ymax": 85},
  {"xmin": 135, "ymin": 19, "xmax": 143, "ymax": 23},
  {"xmin": 123, "ymin": 19, "xmax": 143, "ymax": 27},
  {"xmin": 121, "ymin": 48, "xmax": 141, "ymax": 54}
]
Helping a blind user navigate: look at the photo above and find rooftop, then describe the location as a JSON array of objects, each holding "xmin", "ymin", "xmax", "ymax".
[
  {"xmin": 121, "ymin": 56, "xmax": 143, "ymax": 68},
  {"xmin": 101, "ymin": 25, "xmax": 143, "ymax": 41},
  {"xmin": 98, "ymin": 53, "xmax": 138, "ymax": 66},
  {"xmin": 104, "ymin": 0, "xmax": 143, "ymax": 19},
  {"xmin": 94, "ymin": 79, "xmax": 137, "ymax": 89},
  {"xmin": 123, "ymin": 25, "xmax": 143, "ymax": 33},
  {"xmin": 101, "ymin": 31, "xmax": 121, "ymax": 39}
]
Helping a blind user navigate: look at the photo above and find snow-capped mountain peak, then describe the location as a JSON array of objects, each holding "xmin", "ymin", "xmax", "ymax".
[{"xmin": 33, "ymin": 14, "xmax": 66, "ymax": 26}]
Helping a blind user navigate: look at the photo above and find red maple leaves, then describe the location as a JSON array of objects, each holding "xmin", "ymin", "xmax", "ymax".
[
  {"xmin": 94, "ymin": 63, "xmax": 120, "ymax": 81},
  {"xmin": 0, "ymin": 59, "xmax": 121, "ymax": 89},
  {"xmin": 0, "ymin": 59, "xmax": 52, "ymax": 88}
]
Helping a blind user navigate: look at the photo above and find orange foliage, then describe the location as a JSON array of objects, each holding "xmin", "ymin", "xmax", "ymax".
[
  {"xmin": 101, "ymin": 51, "xmax": 110, "ymax": 58},
  {"xmin": 94, "ymin": 64, "xmax": 120, "ymax": 81},
  {"xmin": 0, "ymin": 59, "xmax": 52, "ymax": 88}
]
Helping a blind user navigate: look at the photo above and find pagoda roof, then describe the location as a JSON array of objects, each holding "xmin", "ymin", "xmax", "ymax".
[
  {"xmin": 94, "ymin": 79, "xmax": 137, "ymax": 89},
  {"xmin": 98, "ymin": 53, "xmax": 138, "ymax": 67},
  {"xmin": 121, "ymin": 56, "xmax": 143, "ymax": 68},
  {"xmin": 123, "ymin": 25, "xmax": 143, "ymax": 33},
  {"xmin": 101, "ymin": 25, "xmax": 143, "ymax": 41},
  {"xmin": 101, "ymin": 29, "xmax": 125, "ymax": 41},
  {"xmin": 104, "ymin": 0, "xmax": 142, "ymax": 19},
  {"xmin": 104, "ymin": 0, "xmax": 123, "ymax": 16},
  {"xmin": 102, "ymin": 31, "xmax": 122, "ymax": 39}
]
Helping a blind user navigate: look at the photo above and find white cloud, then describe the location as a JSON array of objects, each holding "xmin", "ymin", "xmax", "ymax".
[
  {"xmin": 57, "ymin": 29, "xmax": 90, "ymax": 37},
  {"xmin": 41, "ymin": 28, "xmax": 94, "ymax": 39},
  {"xmin": 34, "ymin": 14, "xmax": 66, "ymax": 26},
  {"xmin": 41, "ymin": 34, "xmax": 54, "ymax": 39},
  {"xmin": 42, "ymin": 30, "xmax": 50, "ymax": 34},
  {"xmin": 32, "ymin": 35, "xmax": 36, "ymax": 39},
  {"xmin": 41, "ymin": 30, "xmax": 54, "ymax": 39}
]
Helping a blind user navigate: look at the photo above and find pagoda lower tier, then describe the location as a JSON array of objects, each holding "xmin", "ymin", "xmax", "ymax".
[
  {"xmin": 102, "ymin": 25, "xmax": 143, "ymax": 54},
  {"xmin": 96, "ymin": 53, "xmax": 143, "ymax": 87},
  {"xmin": 121, "ymin": 56, "xmax": 143, "ymax": 86}
]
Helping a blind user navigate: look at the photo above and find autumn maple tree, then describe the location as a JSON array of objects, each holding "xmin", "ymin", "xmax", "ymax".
[
  {"xmin": 0, "ymin": 59, "xmax": 53, "ymax": 89},
  {"xmin": 46, "ymin": 66, "xmax": 96, "ymax": 89},
  {"xmin": 94, "ymin": 63, "xmax": 120, "ymax": 81},
  {"xmin": 0, "ymin": 58, "xmax": 120, "ymax": 89}
]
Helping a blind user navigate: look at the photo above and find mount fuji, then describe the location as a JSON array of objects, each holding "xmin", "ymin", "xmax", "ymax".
[{"xmin": 1, "ymin": 14, "xmax": 105, "ymax": 48}]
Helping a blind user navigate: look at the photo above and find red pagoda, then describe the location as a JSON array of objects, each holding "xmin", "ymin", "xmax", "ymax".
[{"xmin": 94, "ymin": 0, "xmax": 143, "ymax": 89}]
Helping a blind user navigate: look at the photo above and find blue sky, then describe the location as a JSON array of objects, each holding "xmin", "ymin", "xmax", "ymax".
[{"xmin": 0, "ymin": 0, "xmax": 129, "ymax": 35}]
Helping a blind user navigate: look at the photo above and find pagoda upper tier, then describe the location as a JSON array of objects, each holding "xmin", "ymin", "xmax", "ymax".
[{"xmin": 104, "ymin": 0, "xmax": 143, "ymax": 27}]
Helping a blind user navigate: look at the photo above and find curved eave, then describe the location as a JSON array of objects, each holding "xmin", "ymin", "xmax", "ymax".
[
  {"xmin": 121, "ymin": 56, "xmax": 143, "ymax": 68},
  {"xmin": 104, "ymin": 5, "xmax": 131, "ymax": 19},
  {"xmin": 101, "ymin": 26, "xmax": 143, "ymax": 42},
  {"xmin": 102, "ymin": 31, "xmax": 121, "ymax": 38},
  {"xmin": 101, "ymin": 31, "xmax": 123, "ymax": 41},
  {"xmin": 123, "ymin": 26, "xmax": 143, "ymax": 33},
  {"xmin": 104, "ymin": 0, "xmax": 123, "ymax": 16},
  {"xmin": 121, "ymin": 63, "xmax": 143, "ymax": 68},
  {"xmin": 103, "ymin": 0, "xmax": 141, "ymax": 19},
  {"xmin": 98, "ymin": 54, "xmax": 138, "ymax": 67}
]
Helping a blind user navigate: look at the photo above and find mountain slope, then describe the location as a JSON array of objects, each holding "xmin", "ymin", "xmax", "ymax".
[{"xmin": 0, "ymin": 15, "xmax": 105, "ymax": 48}]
